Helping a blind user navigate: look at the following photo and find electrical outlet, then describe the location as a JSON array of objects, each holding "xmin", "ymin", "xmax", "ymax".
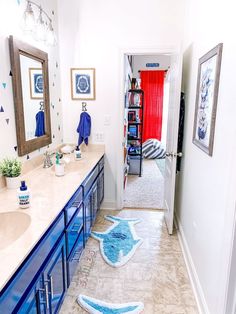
[{"xmin": 95, "ymin": 132, "xmax": 104, "ymax": 142}]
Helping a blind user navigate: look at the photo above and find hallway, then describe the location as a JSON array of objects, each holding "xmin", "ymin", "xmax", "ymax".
[{"xmin": 60, "ymin": 209, "xmax": 198, "ymax": 313}]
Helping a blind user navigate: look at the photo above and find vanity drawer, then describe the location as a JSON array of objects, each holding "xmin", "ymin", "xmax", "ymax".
[
  {"xmin": 0, "ymin": 211, "xmax": 65, "ymax": 313},
  {"xmin": 66, "ymin": 204, "xmax": 83, "ymax": 257},
  {"xmin": 82, "ymin": 165, "xmax": 99, "ymax": 196},
  {"xmin": 98, "ymin": 156, "xmax": 104, "ymax": 171},
  {"xmin": 67, "ymin": 230, "xmax": 84, "ymax": 286},
  {"xmin": 64, "ymin": 186, "xmax": 83, "ymax": 225}
]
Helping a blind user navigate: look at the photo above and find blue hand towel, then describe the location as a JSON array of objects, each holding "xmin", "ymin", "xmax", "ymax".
[
  {"xmin": 77, "ymin": 112, "xmax": 91, "ymax": 146},
  {"xmin": 35, "ymin": 111, "xmax": 45, "ymax": 137}
]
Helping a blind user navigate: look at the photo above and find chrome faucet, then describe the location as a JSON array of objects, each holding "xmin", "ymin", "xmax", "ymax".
[{"xmin": 43, "ymin": 151, "xmax": 53, "ymax": 168}]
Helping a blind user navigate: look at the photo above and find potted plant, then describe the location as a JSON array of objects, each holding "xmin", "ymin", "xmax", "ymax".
[{"xmin": 0, "ymin": 157, "xmax": 22, "ymax": 189}]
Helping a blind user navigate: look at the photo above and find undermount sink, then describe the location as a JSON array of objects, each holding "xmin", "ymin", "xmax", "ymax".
[{"xmin": 0, "ymin": 211, "xmax": 31, "ymax": 250}]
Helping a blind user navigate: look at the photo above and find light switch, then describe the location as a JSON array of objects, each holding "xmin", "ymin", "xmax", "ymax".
[{"xmin": 104, "ymin": 115, "xmax": 111, "ymax": 126}]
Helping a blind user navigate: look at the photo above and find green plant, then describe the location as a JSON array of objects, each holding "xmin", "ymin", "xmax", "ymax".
[{"xmin": 0, "ymin": 158, "xmax": 21, "ymax": 177}]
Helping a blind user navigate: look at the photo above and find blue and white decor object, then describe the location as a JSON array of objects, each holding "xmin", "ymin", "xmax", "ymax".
[
  {"xmin": 142, "ymin": 138, "xmax": 166, "ymax": 159},
  {"xmin": 71, "ymin": 68, "xmax": 96, "ymax": 100},
  {"xmin": 29, "ymin": 68, "xmax": 44, "ymax": 99},
  {"xmin": 91, "ymin": 215, "xmax": 142, "ymax": 267},
  {"xmin": 77, "ymin": 295, "xmax": 144, "ymax": 314}
]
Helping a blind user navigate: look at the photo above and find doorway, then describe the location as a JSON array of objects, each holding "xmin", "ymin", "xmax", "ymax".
[
  {"xmin": 123, "ymin": 53, "xmax": 171, "ymax": 210},
  {"xmin": 117, "ymin": 47, "xmax": 183, "ymax": 234}
]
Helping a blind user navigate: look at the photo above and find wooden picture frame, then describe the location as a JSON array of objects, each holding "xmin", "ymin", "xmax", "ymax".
[
  {"xmin": 71, "ymin": 68, "xmax": 96, "ymax": 100},
  {"xmin": 192, "ymin": 43, "xmax": 223, "ymax": 156},
  {"xmin": 29, "ymin": 68, "xmax": 44, "ymax": 99}
]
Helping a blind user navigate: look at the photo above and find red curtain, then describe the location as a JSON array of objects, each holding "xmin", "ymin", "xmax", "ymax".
[{"xmin": 140, "ymin": 70, "xmax": 165, "ymax": 142}]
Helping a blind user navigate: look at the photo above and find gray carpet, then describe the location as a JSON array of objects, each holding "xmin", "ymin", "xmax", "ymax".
[
  {"xmin": 124, "ymin": 159, "xmax": 164, "ymax": 209},
  {"xmin": 155, "ymin": 158, "xmax": 165, "ymax": 177}
]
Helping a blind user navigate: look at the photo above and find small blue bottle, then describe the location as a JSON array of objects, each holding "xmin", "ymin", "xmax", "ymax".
[
  {"xmin": 74, "ymin": 146, "xmax": 81, "ymax": 160},
  {"xmin": 17, "ymin": 181, "xmax": 30, "ymax": 209}
]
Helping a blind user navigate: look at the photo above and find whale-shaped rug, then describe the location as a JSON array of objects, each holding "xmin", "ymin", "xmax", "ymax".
[
  {"xmin": 77, "ymin": 294, "xmax": 144, "ymax": 314},
  {"xmin": 91, "ymin": 215, "xmax": 142, "ymax": 267}
]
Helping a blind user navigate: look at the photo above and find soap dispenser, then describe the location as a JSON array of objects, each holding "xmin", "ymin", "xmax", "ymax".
[
  {"xmin": 55, "ymin": 152, "xmax": 65, "ymax": 176},
  {"xmin": 74, "ymin": 146, "xmax": 81, "ymax": 160},
  {"xmin": 17, "ymin": 181, "xmax": 30, "ymax": 209}
]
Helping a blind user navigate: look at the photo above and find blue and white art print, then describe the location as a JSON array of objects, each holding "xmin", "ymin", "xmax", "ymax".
[
  {"xmin": 77, "ymin": 294, "xmax": 144, "ymax": 314},
  {"xmin": 193, "ymin": 43, "xmax": 223, "ymax": 156},
  {"xmin": 29, "ymin": 68, "xmax": 44, "ymax": 99},
  {"xmin": 91, "ymin": 215, "xmax": 143, "ymax": 267},
  {"xmin": 71, "ymin": 68, "xmax": 95, "ymax": 100},
  {"xmin": 76, "ymin": 74, "xmax": 91, "ymax": 94}
]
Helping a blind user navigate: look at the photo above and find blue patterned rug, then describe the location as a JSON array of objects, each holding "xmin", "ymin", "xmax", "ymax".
[
  {"xmin": 91, "ymin": 215, "xmax": 142, "ymax": 267},
  {"xmin": 77, "ymin": 294, "xmax": 144, "ymax": 314}
]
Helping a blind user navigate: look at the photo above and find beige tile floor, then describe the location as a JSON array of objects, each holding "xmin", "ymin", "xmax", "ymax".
[{"xmin": 60, "ymin": 209, "xmax": 199, "ymax": 314}]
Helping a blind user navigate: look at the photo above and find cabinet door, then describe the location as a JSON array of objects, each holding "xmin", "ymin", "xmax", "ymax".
[
  {"xmin": 91, "ymin": 182, "xmax": 98, "ymax": 224},
  {"xmin": 16, "ymin": 276, "xmax": 45, "ymax": 314},
  {"xmin": 84, "ymin": 192, "xmax": 92, "ymax": 242},
  {"xmin": 98, "ymin": 169, "xmax": 104, "ymax": 207},
  {"xmin": 43, "ymin": 236, "xmax": 67, "ymax": 314}
]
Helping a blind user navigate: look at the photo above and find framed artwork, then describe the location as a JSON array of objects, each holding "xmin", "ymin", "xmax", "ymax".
[
  {"xmin": 29, "ymin": 68, "xmax": 44, "ymax": 99},
  {"xmin": 128, "ymin": 110, "xmax": 136, "ymax": 121},
  {"xmin": 71, "ymin": 68, "xmax": 96, "ymax": 100},
  {"xmin": 128, "ymin": 124, "xmax": 138, "ymax": 137},
  {"xmin": 192, "ymin": 43, "xmax": 223, "ymax": 156}
]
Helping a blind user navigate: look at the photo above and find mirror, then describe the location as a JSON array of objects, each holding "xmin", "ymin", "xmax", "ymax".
[{"xmin": 9, "ymin": 36, "xmax": 51, "ymax": 156}]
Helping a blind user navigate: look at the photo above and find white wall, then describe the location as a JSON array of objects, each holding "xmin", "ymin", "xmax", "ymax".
[
  {"xmin": 176, "ymin": 0, "xmax": 236, "ymax": 313},
  {"xmin": 57, "ymin": 0, "xmax": 185, "ymax": 208},
  {"xmin": 0, "ymin": 0, "xmax": 63, "ymax": 161}
]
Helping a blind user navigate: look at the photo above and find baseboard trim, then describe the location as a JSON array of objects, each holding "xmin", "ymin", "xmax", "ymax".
[
  {"xmin": 175, "ymin": 215, "xmax": 210, "ymax": 314},
  {"xmin": 100, "ymin": 200, "xmax": 117, "ymax": 210}
]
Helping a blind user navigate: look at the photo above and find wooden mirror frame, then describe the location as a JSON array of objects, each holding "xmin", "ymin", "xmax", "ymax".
[{"xmin": 9, "ymin": 35, "xmax": 52, "ymax": 156}]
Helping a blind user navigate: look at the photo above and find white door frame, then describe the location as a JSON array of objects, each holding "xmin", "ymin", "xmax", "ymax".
[{"xmin": 116, "ymin": 45, "xmax": 182, "ymax": 210}]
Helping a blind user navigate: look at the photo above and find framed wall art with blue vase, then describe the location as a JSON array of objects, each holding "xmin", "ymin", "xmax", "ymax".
[
  {"xmin": 192, "ymin": 43, "xmax": 223, "ymax": 156},
  {"xmin": 71, "ymin": 68, "xmax": 96, "ymax": 100},
  {"xmin": 29, "ymin": 68, "xmax": 44, "ymax": 99}
]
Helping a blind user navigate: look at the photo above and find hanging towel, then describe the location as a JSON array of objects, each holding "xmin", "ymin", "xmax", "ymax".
[
  {"xmin": 77, "ymin": 112, "xmax": 91, "ymax": 146},
  {"xmin": 35, "ymin": 111, "xmax": 45, "ymax": 137}
]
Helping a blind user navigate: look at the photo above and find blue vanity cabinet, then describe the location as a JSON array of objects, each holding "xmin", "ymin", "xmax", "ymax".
[
  {"xmin": 91, "ymin": 181, "xmax": 98, "ymax": 224},
  {"xmin": 15, "ymin": 236, "xmax": 67, "ymax": 314},
  {"xmin": 64, "ymin": 186, "xmax": 83, "ymax": 226},
  {"xmin": 0, "ymin": 154, "xmax": 105, "ymax": 313},
  {"xmin": 65, "ymin": 203, "xmax": 85, "ymax": 287},
  {"xmin": 84, "ymin": 191, "xmax": 92, "ymax": 242},
  {"xmin": 16, "ymin": 276, "xmax": 45, "ymax": 314},
  {"xmin": 65, "ymin": 204, "xmax": 84, "ymax": 257},
  {"xmin": 98, "ymin": 168, "xmax": 104, "ymax": 209},
  {"xmin": 66, "ymin": 230, "xmax": 84, "ymax": 286},
  {"xmin": 0, "ymin": 212, "xmax": 65, "ymax": 313},
  {"xmin": 43, "ymin": 236, "xmax": 67, "ymax": 314}
]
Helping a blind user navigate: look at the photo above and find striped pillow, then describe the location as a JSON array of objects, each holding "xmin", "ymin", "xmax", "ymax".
[{"xmin": 142, "ymin": 139, "xmax": 166, "ymax": 159}]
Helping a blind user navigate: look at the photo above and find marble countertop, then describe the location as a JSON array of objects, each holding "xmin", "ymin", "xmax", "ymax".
[{"xmin": 0, "ymin": 145, "xmax": 105, "ymax": 291}]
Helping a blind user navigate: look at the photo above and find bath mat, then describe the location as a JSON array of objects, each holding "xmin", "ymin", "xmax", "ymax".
[
  {"xmin": 77, "ymin": 294, "xmax": 144, "ymax": 314},
  {"xmin": 91, "ymin": 215, "xmax": 142, "ymax": 267}
]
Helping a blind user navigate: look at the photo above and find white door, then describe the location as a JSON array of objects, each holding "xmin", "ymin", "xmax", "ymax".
[{"xmin": 164, "ymin": 52, "xmax": 183, "ymax": 235}]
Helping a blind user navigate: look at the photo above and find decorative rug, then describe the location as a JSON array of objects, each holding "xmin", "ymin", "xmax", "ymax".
[
  {"xmin": 155, "ymin": 158, "xmax": 165, "ymax": 177},
  {"xmin": 124, "ymin": 159, "xmax": 164, "ymax": 209},
  {"xmin": 77, "ymin": 294, "xmax": 144, "ymax": 314},
  {"xmin": 91, "ymin": 215, "xmax": 142, "ymax": 267}
]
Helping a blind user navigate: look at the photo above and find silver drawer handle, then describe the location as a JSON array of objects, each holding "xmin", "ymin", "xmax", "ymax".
[
  {"xmin": 50, "ymin": 275, "xmax": 54, "ymax": 298},
  {"xmin": 39, "ymin": 283, "xmax": 49, "ymax": 309}
]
